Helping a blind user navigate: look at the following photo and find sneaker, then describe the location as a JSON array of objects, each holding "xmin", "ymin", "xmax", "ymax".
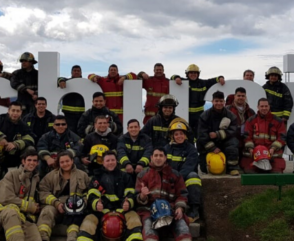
[{"xmin": 230, "ymin": 170, "xmax": 239, "ymax": 176}]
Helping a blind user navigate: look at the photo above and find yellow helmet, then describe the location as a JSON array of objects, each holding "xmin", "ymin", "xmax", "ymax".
[
  {"xmin": 265, "ymin": 66, "xmax": 282, "ymax": 80},
  {"xmin": 90, "ymin": 144, "xmax": 109, "ymax": 164},
  {"xmin": 206, "ymin": 152, "xmax": 226, "ymax": 175},
  {"xmin": 169, "ymin": 122, "xmax": 187, "ymax": 132},
  {"xmin": 185, "ymin": 64, "xmax": 200, "ymax": 74}
]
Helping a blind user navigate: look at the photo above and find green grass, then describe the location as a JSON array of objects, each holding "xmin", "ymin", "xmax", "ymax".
[{"xmin": 229, "ymin": 187, "xmax": 294, "ymax": 240}]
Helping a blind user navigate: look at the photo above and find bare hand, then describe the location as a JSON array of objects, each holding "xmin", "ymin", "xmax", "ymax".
[
  {"xmin": 269, "ymin": 148, "xmax": 275, "ymax": 156},
  {"xmin": 82, "ymin": 157, "xmax": 91, "ymax": 166},
  {"xmin": 117, "ymin": 76, "xmax": 125, "ymax": 85},
  {"xmin": 5, "ymin": 142, "xmax": 16, "ymax": 151},
  {"xmin": 219, "ymin": 77, "xmax": 225, "ymax": 85},
  {"xmin": 175, "ymin": 77, "xmax": 182, "ymax": 85},
  {"xmin": 0, "ymin": 139, "xmax": 8, "ymax": 146},
  {"xmin": 135, "ymin": 165, "xmax": 143, "ymax": 174},
  {"xmin": 34, "ymin": 203, "xmax": 41, "ymax": 214},
  {"xmin": 92, "ymin": 75, "xmax": 101, "ymax": 83},
  {"xmin": 97, "ymin": 199, "xmax": 103, "ymax": 212},
  {"xmin": 142, "ymin": 73, "xmax": 149, "ymax": 80},
  {"xmin": 125, "ymin": 164, "xmax": 134, "ymax": 174},
  {"xmin": 57, "ymin": 203, "xmax": 65, "ymax": 214},
  {"xmin": 122, "ymin": 197, "xmax": 130, "ymax": 212},
  {"xmin": 59, "ymin": 81, "xmax": 66, "ymax": 89},
  {"xmin": 32, "ymin": 94, "xmax": 38, "ymax": 100},
  {"xmin": 213, "ymin": 148, "xmax": 221, "ymax": 154},
  {"xmin": 140, "ymin": 182, "xmax": 150, "ymax": 200},
  {"xmin": 46, "ymin": 157, "xmax": 56, "ymax": 167},
  {"xmin": 26, "ymin": 89, "xmax": 34, "ymax": 96},
  {"xmin": 209, "ymin": 132, "xmax": 217, "ymax": 139},
  {"xmin": 174, "ymin": 207, "xmax": 183, "ymax": 220}
]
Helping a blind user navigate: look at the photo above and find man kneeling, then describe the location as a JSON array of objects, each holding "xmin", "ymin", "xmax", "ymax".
[{"xmin": 77, "ymin": 150, "xmax": 143, "ymax": 241}]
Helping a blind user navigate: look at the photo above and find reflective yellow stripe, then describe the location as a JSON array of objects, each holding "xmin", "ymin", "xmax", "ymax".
[
  {"xmin": 77, "ymin": 237, "xmax": 94, "ymax": 241},
  {"xmin": 189, "ymin": 106, "xmax": 204, "ymax": 112},
  {"xmin": 67, "ymin": 224, "xmax": 79, "ymax": 233},
  {"xmin": 38, "ymin": 224, "xmax": 52, "ymax": 237},
  {"xmin": 104, "ymin": 92, "xmax": 123, "ymax": 97},
  {"xmin": 153, "ymin": 126, "xmax": 168, "ymax": 132},
  {"xmin": 48, "ymin": 123, "xmax": 54, "ymax": 127},
  {"xmin": 140, "ymin": 157, "xmax": 149, "ymax": 165},
  {"xmin": 20, "ymin": 200, "xmax": 29, "ymax": 212},
  {"xmin": 27, "ymin": 122, "xmax": 31, "ymax": 126},
  {"xmin": 146, "ymin": 91, "xmax": 166, "ymax": 97},
  {"xmin": 92, "ymin": 199, "xmax": 99, "ymax": 211},
  {"xmin": 110, "ymin": 109, "xmax": 123, "ymax": 114},
  {"xmin": 185, "ymin": 178, "xmax": 202, "ymax": 187},
  {"xmin": 119, "ymin": 156, "xmax": 129, "ymax": 165},
  {"xmin": 45, "ymin": 195, "xmax": 57, "ymax": 205},
  {"xmin": 124, "ymin": 188, "xmax": 135, "ymax": 196},
  {"xmin": 271, "ymin": 111, "xmax": 283, "ymax": 117},
  {"xmin": 102, "ymin": 208, "xmax": 110, "ymax": 214},
  {"xmin": 125, "ymin": 144, "xmax": 144, "ymax": 151},
  {"xmin": 283, "ymin": 110, "xmax": 291, "ymax": 117},
  {"xmin": 6, "ymin": 225, "xmax": 23, "ymax": 240},
  {"xmin": 105, "ymin": 194, "xmax": 120, "ymax": 202},
  {"xmin": 87, "ymin": 189, "xmax": 101, "ymax": 199},
  {"xmin": 22, "ymin": 134, "xmax": 35, "ymax": 143},
  {"xmin": 265, "ymin": 89, "xmax": 283, "ymax": 98},
  {"xmin": 116, "ymin": 208, "xmax": 124, "ymax": 213},
  {"xmin": 62, "ymin": 105, "xmax": 85, "ymax": 112},
  {"xmin": 126, "ymin": 232, "xmax": 143, "ymax": 241},
  {"xmin": 127, "ymin": 198, "xmax": 134, "ymax": 209},
  {"xmin": 167, "ymin": 154, "xmax": 183, "ymax": 162},
  {"xmin": 145, "ymin": 111, "xmax": 156, "ymax": 116},
  {"xmin": 253, "ymin": 133, "xmax": 276, "ymax": 141},
  {"xmin": 190, "ymin": 86, "xmax": 207, "ymax": 92}
]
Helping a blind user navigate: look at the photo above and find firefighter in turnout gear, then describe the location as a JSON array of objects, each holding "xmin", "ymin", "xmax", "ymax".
[
  {"xmin": 171, "ymin": 64, "xmax": 225, "ymax": 139},
  {"xmin": 117, "ymin": 119, "xmax": 153, "ymax": 178},
  {"xmin": 136, "ymin": 148, "xmax": 192, "ymax": 241},
  {"xmin": 142, "ymin": 94, "xmax": 193, "ymax": 147},
  {"xmin": 88, "ymin": 64, "xmax": 137, "ymax": 123},
  {"xmin": 262, "ymin": 66, "xmax": 293, "ymax": 123},
  {"xmin": 0, "ymin": 101, "xmax": 35, "ymax": 178},
  {"xmin": 77, "ymin": 150, "xmax": 143, "ymax": 241},
  {"xmin": 197, "ymin": 91, "xmax": 239, "ymax": 176},
  {"xmin": 165, "ymin": 121, "xmax": 202, "ymax": 222},
  {"xmin": 0, "ymin": 149, "xmax": 42, "ymax": 241},
  {"xmin": 37, "ymin": 151, "xmax": 90, "ymax": 241},
  {"xmin": 58, "ymin": 65, "xmax": 85, "ymax": 133}
]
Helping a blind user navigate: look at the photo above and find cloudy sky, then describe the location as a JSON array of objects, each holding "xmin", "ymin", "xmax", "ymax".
[{"xmin": 1, "ymin": 0, "xmax": 294, "ymax": 85}]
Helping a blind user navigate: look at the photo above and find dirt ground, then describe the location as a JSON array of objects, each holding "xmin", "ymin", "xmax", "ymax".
[{"xmin": 202, "ymin": 178, "xmax": 278, "ymax": 241}]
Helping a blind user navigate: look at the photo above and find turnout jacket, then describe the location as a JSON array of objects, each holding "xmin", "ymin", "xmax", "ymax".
[
  {"xmin": 136, "ymin": 163, "xmax": 188, "ymax": 210},
  {"xmin": 81, "ymin": 129, "xmax": 118, "ymax": 157},
  {"xmin": 117, "ymin": 131, "xmax": 152, "ymax": 168},
  {"xmin": 57, "ymin": 77, "xmax": 85, "ymax": 115},
  {"xmin": 170, "ymin": 75, "xmax": 220, "ymax": 116},
  {"xmin": 77, "ymin": 106, "xmax": 122, "ymax": 138},
  {"xmin": 0, "ymin": 114, "xmax": 35, "ymax": 151},
  {"xmin": 164, "ymin": 140, "xmax": 198, "ymax": 180},
  {"xmin": 0, "ymin": 165, "xmax": 40, "ymax": 222},
  {"xmin": 88, "ymin": 72, "xmax": 137, "ymax": 122},
  {"xmin": 87, "ymin": 167, "xmax": 135, "ymax": 212},
  {"xmin": 263, "ymin": 80, "xmax": 293, "ymax": 120},
  {"xmin": 244, "ymin": 111, "xmax": 286, "ymax": 152},
  {"xmin": 37, "ymin": 129, "xmax": 81, "ymax": 160},
  {"xmin": 39, "ymin": 166, "xmax": 90, "ymax": 208},
  {"xmin": 22, "ymin": 110, "xmax": 55, "ymax": 142},
  {"xmin": 137, "ymin": 72, "xmax": 169, "ymax": 124},
  {"xmin": 10, "ymin": 67, "xmax": 38, "ymax": 108},
  {"xmin": 197, "ymin": 107, "xmax": 237, "ymax": 152}
]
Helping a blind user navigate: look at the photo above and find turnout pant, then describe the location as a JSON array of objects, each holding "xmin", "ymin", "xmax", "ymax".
[
  {"xmin": 0, "ymin": 205, "xmax": 41, "ymax": 241},
  {"xmin": 138, "ymin": 210, "xmax": 192, "ymax": 241}
]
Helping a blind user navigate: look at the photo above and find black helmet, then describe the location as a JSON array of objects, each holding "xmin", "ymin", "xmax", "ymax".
[
  {"xmin": 64, "ymin": 195, "xmax": 85, "ymax": 215},
  {"xmin": 19, "ymin": 52, "xmax": 38, "ymax": 64},
  {"xmin": 157, "ymin": 94, "xmax": 179, "ymax": 107}
]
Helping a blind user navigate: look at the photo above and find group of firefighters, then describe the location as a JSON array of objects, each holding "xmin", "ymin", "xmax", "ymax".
[{"xmin": 0, "ymin": 52, "xmax": 294, "ymax": 241}]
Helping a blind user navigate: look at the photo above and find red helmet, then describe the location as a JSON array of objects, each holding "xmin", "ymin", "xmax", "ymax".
[
  {"xmin": 101, "ymin": 212, "xmax": 125, "ymax": 240},
  {"xmin": 252, "ymin": 145, "xmax": 272, "ymax": 170}
]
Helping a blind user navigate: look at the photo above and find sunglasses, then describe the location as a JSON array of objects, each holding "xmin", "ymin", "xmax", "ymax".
[{"xmin": 55, "ymin": 123, "xmax": 67, "ymax": 126}]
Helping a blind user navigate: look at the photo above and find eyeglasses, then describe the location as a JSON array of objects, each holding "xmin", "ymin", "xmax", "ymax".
[{"xmin": 55, "ymin": 123, "xmax": 67, "ymax": 126}]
